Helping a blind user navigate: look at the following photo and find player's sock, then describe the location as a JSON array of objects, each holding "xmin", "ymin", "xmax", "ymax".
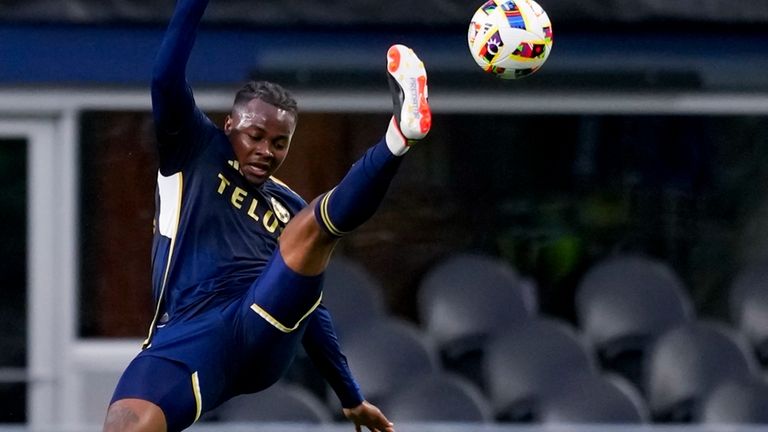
[
  {"xmin": 314, "ymin": 138, "xmax": 402, "ymax": 237},
  {"xmin": 313, "ymin": 44, "xmax": 430, "ymax": 237}
]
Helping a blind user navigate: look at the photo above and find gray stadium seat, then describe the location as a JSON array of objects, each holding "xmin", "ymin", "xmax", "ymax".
[
  {"xmin": 538, "ymin": 372, "xmax": 650, "ymax": 424},
  {"xmin": 729, "ymin": 262, "xmax": 768, "ymax": 365},
  {"xmin": 213, "ymin": 382, "xmax": 333, "ymax": 423},
  {"xmin": 341, "ymin": 318, "xmax": 438, "ymax": 406},
  {"xmin": 575, "ymin": 253, "xmax": 694, "ymax": 392},
  {"xmin": 702, "ymin": 377, "xmax": 768, "ymax": 424},
  {"xmin": 380, "ymin": 373, "xmax": 493, "ymax": 423},
  {"xmin": 417, "ymin": 252, "xmax": 533, "ymax": 388},
  {"xmin": 322, "ymin": 256, "xmax": 386, "ymax": 339},
  {"xmin": 482, "ymin": 317, "xmax": 597, "ymax": 421},
  {"xmin": 645, "ymin": 320, "xmax": 761, "ymax": 422}
]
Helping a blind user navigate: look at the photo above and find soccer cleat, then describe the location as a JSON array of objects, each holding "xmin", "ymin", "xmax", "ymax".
[{"xmin": 387, "ymin": 44, "xmax": 431, "ymax": 142}]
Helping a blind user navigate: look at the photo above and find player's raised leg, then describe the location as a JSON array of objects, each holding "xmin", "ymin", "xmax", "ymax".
[{"xmin": 279, "ymin": 44, "xmax": 431, "ymax": 276}]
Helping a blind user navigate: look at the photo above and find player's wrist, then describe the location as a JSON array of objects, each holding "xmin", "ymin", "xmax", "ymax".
[{"xmin": 337, "ymin": 385, "xmax": 365, "ymax": 409}]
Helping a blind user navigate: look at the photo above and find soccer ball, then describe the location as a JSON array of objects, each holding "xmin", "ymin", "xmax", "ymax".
[{"xmin": 467, "ymin": 0, "xmax": 553, "ymax": 79}]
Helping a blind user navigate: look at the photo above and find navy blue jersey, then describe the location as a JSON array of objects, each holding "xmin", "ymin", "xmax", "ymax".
[
  {"xmin": 129, "ymin": 0, "xmax": 364, "ymax": 413},
  {"xmin": 148, "ymin": 108, "xmax": 306, "ymax": 327}
]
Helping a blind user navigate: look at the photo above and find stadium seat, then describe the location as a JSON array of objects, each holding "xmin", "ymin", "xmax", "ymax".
[
  {"xmin": 482, "ymin": 317, "xmax": 597, "ymax": 421},
  {"xmin": 538, "ymin": 372, "xmax": 650, "ymax": 424},
  {"xmin": 575, "ymin": 253, "xmax": 694, "ymax": 392},
  {"xmin": 729, "ymin": 261, "xmax": 768, "ymax": 366},
  {"xmin": 213, "ymin": 382, "xmax": 333, "ymax": 423},
  {"xmin": 322, "ymin": 256, "xmax": 387, "ymax": 339},
  {"xmin": 341, "ymin": 317, "xmax": 438, "ymax": 406},
  {"xmin": 417, "ymin": 252, "xmax": 533, "ymax": 388},
  {"xmin": 702, "ymin": 376, "xmax": 768, "ymax": 424},
  {"xmin": 380, "ymin": 373, "xmax": 493, "ymax": 423},
  {"xmin": 644, "ymin": 320, "xmax": 761, "ymax": 422}
]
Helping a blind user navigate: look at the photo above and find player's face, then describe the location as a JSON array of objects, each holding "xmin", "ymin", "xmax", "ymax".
[{"xmin": 224, "ymin": 98, "xmax": 296, "ymax": 187}]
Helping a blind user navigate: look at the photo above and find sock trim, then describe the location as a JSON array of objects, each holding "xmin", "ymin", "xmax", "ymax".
[{"xmin": 317, "ymin": 188, "xmax": 350, "ymax": 237}]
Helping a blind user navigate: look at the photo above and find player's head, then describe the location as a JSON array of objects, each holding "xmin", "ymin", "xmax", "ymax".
[{"xmin": 224, "ymin": 81, "xmax": 299, "ymax": 186}]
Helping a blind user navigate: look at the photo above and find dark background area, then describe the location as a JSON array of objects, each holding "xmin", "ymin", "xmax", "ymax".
[
  {"xmin": 2, "ymin": 0, "xmax": 768, "ymax": 27},
  {"xmin": 77, "ymin": 111, "xmax": 768, "ymax": 336}
]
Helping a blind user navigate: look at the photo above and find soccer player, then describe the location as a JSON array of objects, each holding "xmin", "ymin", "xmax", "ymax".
[{"xmin": 102, "ymin": 0, "xmax": 430, "ymax": 431}]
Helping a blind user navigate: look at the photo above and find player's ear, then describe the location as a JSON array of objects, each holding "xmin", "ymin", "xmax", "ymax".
[{"xmin": 224, "ymin": 115, "xmax": 233, "ymax": 135}]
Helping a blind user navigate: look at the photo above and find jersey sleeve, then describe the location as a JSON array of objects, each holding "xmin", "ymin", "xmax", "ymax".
[
  {"xmin": 151, "ymin": 0, "xmax": 214, "ymax": 174},
  {"xmin": 302, "ymin": 304, "xmax": 364, "ymax": 408}
]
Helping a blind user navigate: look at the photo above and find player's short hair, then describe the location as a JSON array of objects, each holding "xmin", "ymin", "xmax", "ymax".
[{"xmin": 233, "ymin": 81, "xmax": 298, "ymax": 118}]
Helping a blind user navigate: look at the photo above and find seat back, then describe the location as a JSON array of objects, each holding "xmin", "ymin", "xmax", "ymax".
[
  {"xmin": 729, "ymin": 262, "xmax": 768, "ymax": 364},
  {"xmin": 702, "ymin": 377, "xmax": 768, "ymax": 424},
  {"xmin": 483, "ymin": 317, "xmax": 597, "ymax": 421},
  {"xmin": 645, "ymin": 320, "xmax": 759, "ymax": 422},
  {"xmin": 539, "ymin": 372, "xmax": 649, "ymax": 424},
  {"xmin": 322, "ymin": 256, "xmax": 386, "ymax": 339},
  {"xmin": 214, "ymin": 383, "xmax": 332, "ymax": 423},
  {"xmin": 342, "ymin": 318, "xmax": 438, "ymax": 405},
  {"xmin": 576, "ymin": 253, "xmax": 693, "ymax": 351},
  {"xmin": 575, "ymin": 253, "xmax": 694, "ymax": 391},
  {"xmin": 382, "ymin": 373, "xmax": 493, "ymax": 423}
]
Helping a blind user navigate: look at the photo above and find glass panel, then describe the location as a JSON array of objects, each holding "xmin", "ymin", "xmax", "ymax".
[
  {"xmin": 0, "ymin": 138, "xmax": 27, "ymax": 422},
  {"xmin": 78, "ymin": 112, "xmax": 157, "ymax": 337},
  {"xmin": 77, "ymin": 111, "xmax": 768, "ymax": 337}
]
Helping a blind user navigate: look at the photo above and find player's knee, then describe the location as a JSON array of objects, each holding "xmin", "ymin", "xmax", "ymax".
[
  {"xmin": 279, "ymin": 199, "xmax": 339, "ymax": 275},
  {"xmin": 284, "ymin": 197, "xmax": 336, "ymax": 244},
  {"xmin": 103, "ymin": 399, "xmax": 166, "ymax": 432}
]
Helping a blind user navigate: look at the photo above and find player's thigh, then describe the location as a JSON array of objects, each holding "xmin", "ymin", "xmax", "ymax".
[
  {"xmin": 107, "ymin": 355, "xmax": 199, "ymax": 432},
  {"xmin": 104, "ymin": 398, "xmax": 164, "ymax": 432},
  {"xmin": 243, "ymin": 248, "xmax": 324, "ymax": 336}
]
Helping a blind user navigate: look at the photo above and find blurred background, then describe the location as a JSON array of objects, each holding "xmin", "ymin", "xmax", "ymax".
[{"xmin": 2, "ymin": 0, "xmax": 768, "ymax": 430}]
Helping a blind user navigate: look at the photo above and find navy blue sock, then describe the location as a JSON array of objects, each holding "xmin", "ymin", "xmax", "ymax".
[{"xmin": 314, "ymin": 137, "xmax": 403, "ymax": 237}]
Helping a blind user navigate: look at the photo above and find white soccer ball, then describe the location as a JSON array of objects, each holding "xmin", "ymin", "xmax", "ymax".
[{"xmin": 467, "ymin": 0, "xmax": 554, "ymax": 79}]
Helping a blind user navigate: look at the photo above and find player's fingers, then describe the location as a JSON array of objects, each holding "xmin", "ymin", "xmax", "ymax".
[
  {"xmin": 371, "ymin": 412, "xmax": 393, "ymax": 431},
  {"xmin": 371, "ymin": 421, "xmax": 393, "ymax": 432}
]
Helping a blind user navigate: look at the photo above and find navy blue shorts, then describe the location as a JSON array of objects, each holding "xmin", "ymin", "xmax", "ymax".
[
  {"xmin": 111, "ymin": 251, "xmax": 324, "ymax": 430},
  {"xmin": 111, "ymin": 355, "xmax": 198, "ymax": 432}
]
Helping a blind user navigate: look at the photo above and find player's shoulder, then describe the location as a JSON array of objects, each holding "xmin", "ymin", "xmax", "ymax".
[{"xmin": 264, "ymin": 177, "xmax": 307, "ymax": 209}]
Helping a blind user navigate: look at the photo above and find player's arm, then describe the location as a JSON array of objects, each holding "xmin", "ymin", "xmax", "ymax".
[
  {"xmin": 302, "ymin": 304, "xmax": 363, "ymax": 407},
  {"xmin": 302, "ymin": 305, "xmax": 395, "ymax": 431},
  {"xmin": 151, "ymin": 0, "xmax": 210, "ymax": 174}
]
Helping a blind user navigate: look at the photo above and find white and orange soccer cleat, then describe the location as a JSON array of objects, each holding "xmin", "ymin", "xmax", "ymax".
[{"xmin": 385, "ymin": 44, "xmax": 431, "ymax": 154}]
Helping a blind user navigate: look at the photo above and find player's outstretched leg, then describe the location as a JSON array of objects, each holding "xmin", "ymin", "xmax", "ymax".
[
  {"xmin": 279, "ymin": 44, "xmax": 430, "ymax": 276},
  {"xmin": 313, "ymin": 44, "xmax": 431, "ymax": 237}
]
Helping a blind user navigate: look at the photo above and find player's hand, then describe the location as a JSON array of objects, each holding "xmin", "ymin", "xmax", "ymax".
[{"xmin": 343, "ymin": 400, "xmax": 395, "ymax": 432}]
